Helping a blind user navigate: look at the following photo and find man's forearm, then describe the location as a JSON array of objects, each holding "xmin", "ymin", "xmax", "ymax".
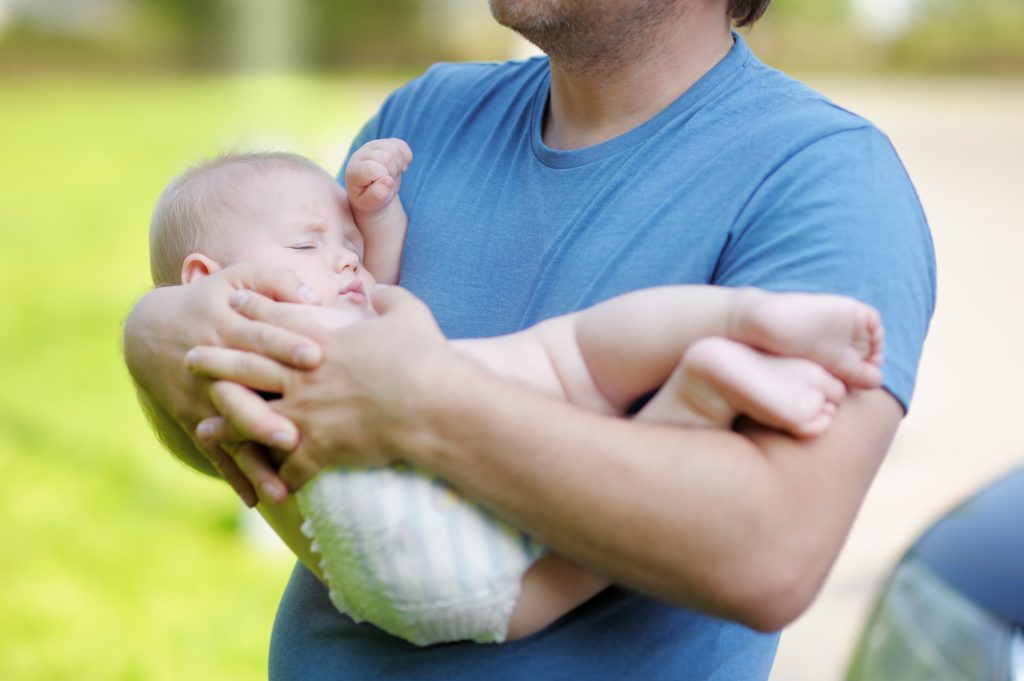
[
  {"xmin": 395, "ymin": 354, "xmax": 901, "ymax": 631},
  {"xmin": 177, "ymin": 286, "xmax": 901, "ymax": 629}
]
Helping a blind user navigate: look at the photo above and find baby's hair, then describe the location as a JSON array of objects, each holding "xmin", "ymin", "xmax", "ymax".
[{"xmin": 149, "ymin": 151, "xmax": 328, "ymax": 287}]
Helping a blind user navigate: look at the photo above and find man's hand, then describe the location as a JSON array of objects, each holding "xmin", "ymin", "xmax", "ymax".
[
  {"xmin": 124, "ymin": 262, "xmax": 324, "ymax": 504},
  {"xmin": 187, "ymin": 285, "xmax": 449, "ymax": 490}
]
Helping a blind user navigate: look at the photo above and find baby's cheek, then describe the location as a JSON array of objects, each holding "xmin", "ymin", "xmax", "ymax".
[{"xmin": 295, "ymin": 263, "xmax": 339, "ymax": 302}]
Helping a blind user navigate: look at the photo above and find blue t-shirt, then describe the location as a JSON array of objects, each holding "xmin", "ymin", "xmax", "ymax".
[{"xmin": 270, "ymin": 34, "xmax": 936, "ymax": 680}]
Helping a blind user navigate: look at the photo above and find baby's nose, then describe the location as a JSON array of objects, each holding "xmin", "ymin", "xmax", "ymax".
[{"xmin": 332, "ymin": 248, "xmax": 359, "ymax": 272}]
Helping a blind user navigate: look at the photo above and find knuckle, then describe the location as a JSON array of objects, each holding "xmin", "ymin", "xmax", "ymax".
[
  {"xmin": 236, "ymin": 352, "xmax": 256, "ymax": 379},
  {"xmin": 254, "ymin": 324, "xmax": 275, "ymax": 352}
]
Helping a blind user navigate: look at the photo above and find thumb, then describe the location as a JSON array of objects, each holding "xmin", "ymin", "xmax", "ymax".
[{"xmin": 370, "ymin": 284, "xmax": 426, "ymax": 317}]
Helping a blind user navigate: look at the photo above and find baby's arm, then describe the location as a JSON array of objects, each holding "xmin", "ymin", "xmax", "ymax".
[{"xmin": 344, "ymin": 138, "xmax": 413, "ymax": 284}]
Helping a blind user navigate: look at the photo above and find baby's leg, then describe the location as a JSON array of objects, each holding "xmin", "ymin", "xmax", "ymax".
[
  {"xmin": 638, "ymin": 337, "xmax": 847, "ymax": 439},
  {"xmin": 729, "ymin": 289, "xmax": 885, "ymax": 390},
  {"xmin": 573, "ymin": 286, "xmax": 883, "ymax": 412}
]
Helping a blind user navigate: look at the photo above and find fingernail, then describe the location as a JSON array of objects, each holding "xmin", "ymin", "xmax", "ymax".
[
  {"xmin": 272, "ymin": 430, "xmax": 297, "ymax": 449},
  {"xmin": 299, "ymin": 285, "xmax": 321, "ymax": 304},
  {"xmin": 261, "ymin": 480, "xmax": 285, "ymax": 501},
  {"xmin": 229, "ymin": 290, "xmax": 249, "ymax": 309},
  {"xmin": 293, "ymin": 346, "xmax": 318, "ymax": 367},
  {"xmin": 184, "ymin": 349, "xmax": 198, "ymax": 369},
  {"xmin": 196, "ymin": 421, "xmax": 215, "ymax": 440}
]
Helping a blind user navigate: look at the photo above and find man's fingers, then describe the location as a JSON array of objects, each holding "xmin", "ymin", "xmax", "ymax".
[
  {"xmin": 195, "ymin": 416, "xmax": 243, "ymax": 446},
  {"xmin": 371, "ymin": 284, "xmax": 433, "ymax": 321},
  {"xmin": 186, "ymin": 346, "xmax": 290, "ymax": 393},
  {"xmin": 227, "ymin": 262, "xmax": 321, "ymax": 305},
  {"xmin": 208, "ymin": 380, "xmax": 299, "ymax": 451},
  {"xmin": 196, "ymin": 417, "xmax": 290, "ymax": 467},
  {"xmin": 197, "ymin": 439, "xmax": 258, "ymax": 507},
  {"xmin": 232, "ymin": 443, "xmax": 289, "ymax": 504},
  {"xmin": 280, "ymin": 450, "xmax": 322, "ymax": 492},
  {"xmin": 230, "ymin": 290, "xmax": 328, "ymax": 334},
  {"xmin": 222, "ymin": 292, "xmax": 323, "ymax": 369},
  {"xmin": 230, "ymin": 289, "xmax": 363, "ymax": 336}
]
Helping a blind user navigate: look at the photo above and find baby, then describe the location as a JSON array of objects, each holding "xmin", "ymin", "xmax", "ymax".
[{"xmin": 148, "ymin": 146, "xmax": 883, "ymax": 646}]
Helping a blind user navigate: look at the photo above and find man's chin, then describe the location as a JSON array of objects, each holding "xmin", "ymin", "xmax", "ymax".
[{"xmin": 489, "ymin": 0, "xmax": 565, "ymax": 34}]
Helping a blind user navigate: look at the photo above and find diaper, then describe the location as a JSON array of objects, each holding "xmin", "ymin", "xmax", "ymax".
[{"xmin": 295, "ymin": 463, "xmax": 547, "ymax": 646}]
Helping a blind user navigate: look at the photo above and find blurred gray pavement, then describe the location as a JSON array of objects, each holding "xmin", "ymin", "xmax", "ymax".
[{"xmin": 769, "ymin": 76, "xmax": 1024, "ymax": 681}]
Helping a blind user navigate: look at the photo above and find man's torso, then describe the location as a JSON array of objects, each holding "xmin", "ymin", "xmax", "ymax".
[{"xmin": 270, "ymin": 34, "xmax": 935, "ymax": 680}]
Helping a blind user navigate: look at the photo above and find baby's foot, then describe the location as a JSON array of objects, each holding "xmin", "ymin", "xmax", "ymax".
[
  {"xmin": 637, "ymin": 337, "xmax": 847, "ymax": 439},
  {"xmin": 729, "ymin": 289, "xmax": 884, "ymax": 390}
]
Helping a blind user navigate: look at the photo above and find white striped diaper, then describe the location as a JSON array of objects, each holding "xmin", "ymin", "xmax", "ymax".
[{"xmin": 294, "ymin": 463, "xmax": 547, "ymax": 646}]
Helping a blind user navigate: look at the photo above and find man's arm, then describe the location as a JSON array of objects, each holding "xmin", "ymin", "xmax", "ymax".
[
  {"xmin": 123, "ymin": 264, "xmax": 329, "ymax": 504},
  {"xmin": 192, "ymin": 288, "xmax": 902, "ymax": 631},
  {"xmin": 131, "ymin": 280, "xmax": 612, "ymax": 639},
  {"xmin": 387, "ymin": 351, "xmax": 900, "ymax": 631}
]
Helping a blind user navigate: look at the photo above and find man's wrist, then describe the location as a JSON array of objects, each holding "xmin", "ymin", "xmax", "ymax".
[{"xmin": 389, "ymin": 345, "xmax": 484, "ymax": 470}]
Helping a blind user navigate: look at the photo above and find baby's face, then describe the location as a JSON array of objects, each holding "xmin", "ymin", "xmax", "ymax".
[{"xmin": 220, "ymin": 167, "xmax": 375, "ymax": 308}]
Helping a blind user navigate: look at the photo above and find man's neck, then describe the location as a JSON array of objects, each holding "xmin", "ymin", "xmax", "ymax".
[{"xmin": 543, "ymin": 10, "xmax": 734, "ymax": 151}]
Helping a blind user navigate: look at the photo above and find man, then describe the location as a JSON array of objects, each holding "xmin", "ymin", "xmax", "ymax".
[{"xmin": 124, "ymin": 0, "xmax": 935, "ymax": 678}]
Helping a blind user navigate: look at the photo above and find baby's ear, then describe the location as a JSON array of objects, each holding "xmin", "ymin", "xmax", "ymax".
[{"xmin": 181, "ymin": 253, "xmax": 222, "ymax": 284}]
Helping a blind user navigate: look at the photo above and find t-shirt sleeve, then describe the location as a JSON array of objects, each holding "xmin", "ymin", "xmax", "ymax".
[{"xmin": 713, "ymin": 125, "xmax": 937, "ymax": 412}]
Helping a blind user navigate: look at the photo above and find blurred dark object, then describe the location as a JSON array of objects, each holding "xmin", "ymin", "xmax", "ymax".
[{"xmin": 846, "ymin": 466, "xmax": 1024, "ymax": 680}]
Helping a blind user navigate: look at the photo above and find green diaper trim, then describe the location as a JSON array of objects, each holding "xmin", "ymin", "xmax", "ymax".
[{"xmin": 296, "ymin": 469, "xmax": 410, "ymax": 641}]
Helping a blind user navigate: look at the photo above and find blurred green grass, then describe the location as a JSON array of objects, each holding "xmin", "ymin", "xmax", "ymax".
[{"xmin": 0, "ymin": 74, "xmax": 394, "ymax": 680}]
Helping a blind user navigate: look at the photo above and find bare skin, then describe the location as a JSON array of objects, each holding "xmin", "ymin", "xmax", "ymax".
[
  {"xmin": 150, "ymin": 150, "xmax": 881, "ymax": 641},
  {"xmin": 190, "ymin": 286, "xmax": 883, "ymax": 453},
  {"xmin": 188, "ymin": 283, "xmax": 882, "ymax": 638},
  {"xmin": 189, "ymin": 286, "xmax": 901, "ymax": 630},
  {"xmin": 643, "ymin": 338, "xmax": 845, "ymax": 437},
  {"xmin": 122, "ymin": 0, "xmax": 911, "ymax": 640},
  {"xmin": 490, "ymin": 0, "xmax": 734, "ymax": 149}
]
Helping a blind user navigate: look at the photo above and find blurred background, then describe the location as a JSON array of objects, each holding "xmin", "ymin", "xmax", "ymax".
[{"xmin": 1, "ymin": 1, "xmax": 1022, "ymax": 679}]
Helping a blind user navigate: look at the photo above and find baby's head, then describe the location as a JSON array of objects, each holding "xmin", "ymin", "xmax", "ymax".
[{"xmin": 150, "ymin": 152, "xmax": 375, "ymax": 307}]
